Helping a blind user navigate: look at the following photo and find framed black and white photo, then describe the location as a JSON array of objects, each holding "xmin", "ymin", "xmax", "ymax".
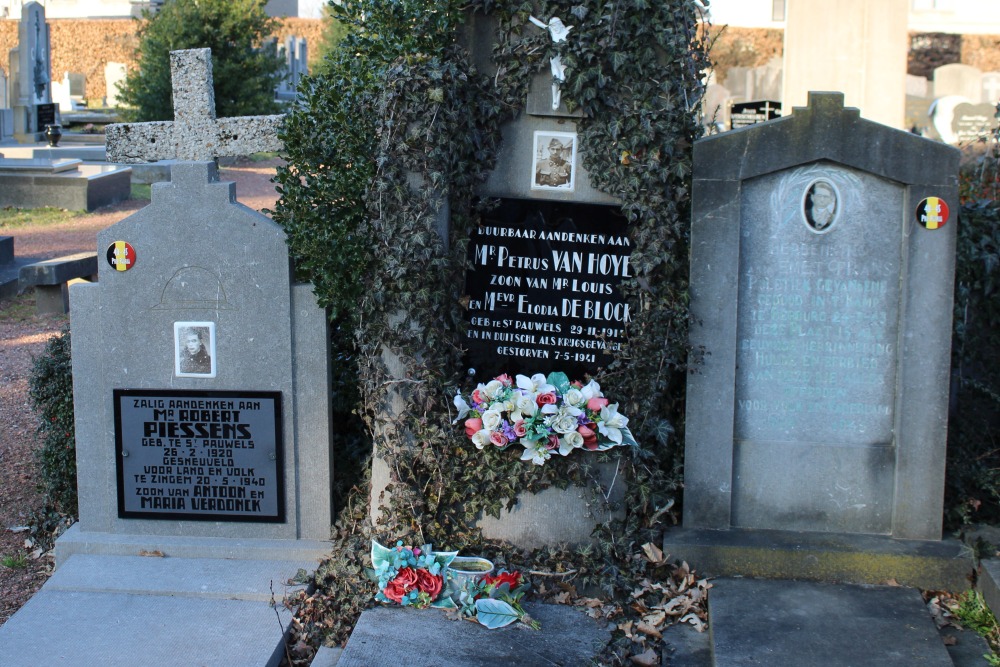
[
  {"xmin": 174, "ymin": 321, "xmax": 216, "ymax": 378},
  {"xmin": 531, "ymin": 130, "xmax": 576, "ymax": 192}
]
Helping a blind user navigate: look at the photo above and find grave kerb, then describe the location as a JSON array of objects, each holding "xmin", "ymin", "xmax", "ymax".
[{"xmin": 684, "ymin": 91, "xmax": 958, "ymax": 541}]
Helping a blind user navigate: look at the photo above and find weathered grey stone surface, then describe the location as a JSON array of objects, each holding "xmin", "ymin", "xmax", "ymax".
[
  {"xmin": 339, "ymin": 603, "xmax": 611, "ymax": 666},
  {"xmin": 662, "ymin": 527, "xmax": 973, "ymax": 591},
  {"xmin": 685, "ymin": 92, "xmax": 959, "ymax": 540},
  {"xmin": 105, "ymin": 49, "xmax": 282, "ymax": 163},
  {"xmin": 65, "ymin": 161, "xmax": 332, "ymax": 555},
  {"xmin": 0, "ymin": 553, "xmax": 303, "ymax": 667},
  {"xmin": 709, "ymin": 578, "xmax": 954, "ymax": 667},
  {"xmin": 0, "ymin": 162, "xmax": 131, "ymax": 211}
]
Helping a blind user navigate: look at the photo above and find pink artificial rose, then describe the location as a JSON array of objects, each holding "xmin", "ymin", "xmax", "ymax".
[
  {"xmin": 586, "ymin": 397, "xmax": 609, "ymax": 412},
  {"xmin": 545, "ymin": 435, "xmax": 560, "ymax": 451},
  {"xmin": 495, "ymin": 374, "xmax": 513, "ymax": 386},
  {"xmin": 536, "ymin": 392, "xmax": 557, "ymax": 407},
  {"xmin": 513, "ymin": 420, "xmax": 527, "ymax": 437},
  {"xmin": 472, "ymin": 389, "xmax": 485, "ymax": 405},
  {"xmin": 490, "ymin": 431, "xmax": 509, "ymax": 447},
  {"xmin": 464, "ymin": 418, "xmax": 483, "ymax": 438},
  {"xmin": 578, "ymin": 424, "xmax": 599, "ymax": 450}
]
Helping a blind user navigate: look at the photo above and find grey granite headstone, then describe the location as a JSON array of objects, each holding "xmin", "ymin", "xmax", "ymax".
[
  {"xmin": 60, "ymin": 48, "xmax": 330, "ymax": 563},
  {"xmin": 933, "ymin": 63, "xmax": 983, "ymax": 103},
  {"xmin": 685, "ymin": 92, "xmax": 958, "ymax": 540}
]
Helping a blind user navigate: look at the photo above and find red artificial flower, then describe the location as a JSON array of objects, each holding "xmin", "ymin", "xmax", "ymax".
[
  {"xmin": 578, "ymin": 424, "xmax": 599, "ymax": 450},
  {"xmin": 586, "ymin": 397, "xmax": 609, "ymax": 412},
  {"xmin": 495, "ymin": 374, "xmax": 513, "ymax": 386},
  {"xmin": 536, "ymin": 392, "xmax": 557, "ymax": 407},
  {"xmin": 383, "ymin": 567, "xmax": 419, "ymax": 603},
  {"xmin": 545, "ymin": 435, "xmax": 560, "ymax": 451},
  {"xmin": 490, "ymin": 431, "xmax": 509, "ymax": 447},
  {"xmin": 484, "ymin": 570, "xmax": 523, "ymax": 589},
  {"xmin": 464, "ymin": 417, "xmax": 483, "ymax": 438},
  {"xmin": 415, "ymin": 569, "xmax": 443, "ymax": 600}
]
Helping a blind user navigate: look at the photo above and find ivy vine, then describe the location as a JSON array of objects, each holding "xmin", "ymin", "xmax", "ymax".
[{"xmin": 270, "ymin": 0, "xmax": 708, "ymax": 662}]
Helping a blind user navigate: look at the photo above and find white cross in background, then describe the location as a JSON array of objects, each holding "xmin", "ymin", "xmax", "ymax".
[
  {"xmin": 105, "ymin": 48, "xmax": 283, "ymax": 163},
  {"xmin": 760, "ymin": 101, "xmax": 778, "ymax": 119},
  {"xmin": 983, "ymin": 76, "xmax": 1000, "ymax": 105}
]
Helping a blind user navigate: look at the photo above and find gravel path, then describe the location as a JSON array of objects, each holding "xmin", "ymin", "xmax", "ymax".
[{"xmin": 0, "ymin": 158, "xmax": 284, "ymax": 626}]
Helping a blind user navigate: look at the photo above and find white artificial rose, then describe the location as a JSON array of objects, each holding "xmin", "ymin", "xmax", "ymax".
[
  {"xmin": 559, "ymin": 431, "xmax": 584, "ymax": 455},
  {"xmin": 564, "ymin": 388, "xmax": 584, "ymax": 407},
  {"xmin": 552, "ymin": 414, "xmax": 580, "ymax": 434},
  {"xmin": 484, "ymin": 380, "xmax": 504, "ymax": 399},
  {"xmin": 516, "ymin": 394, "xmax": 538, "ymax": 417},
  {"xmin": 481, "ymin": 409, "xmax": 503, "ymax": 432},
  {"xmin": 471, "ymin": 429, "xmax": 491, "ymax": 450}
]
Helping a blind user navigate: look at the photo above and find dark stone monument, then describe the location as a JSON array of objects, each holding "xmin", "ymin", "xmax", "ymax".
[{"xmin": 668, "ymin": 92, "xmax": 968, "ymax": 588}]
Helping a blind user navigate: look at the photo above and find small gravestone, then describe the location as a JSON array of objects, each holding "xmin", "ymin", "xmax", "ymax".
[
  {"xmin": 730, "ymin": 100, "xmax": 781, "ymax": 129},
  {"xmin": 104, "ymin": 61, "xmax": 127, "ymax": 107},
  {"xmin": 683, "ymin": 92, "xmax": 958, "ymax": 542},
  {"xmin": 983, "ymin": 72, "xmax": 1000, "ymax": 105},
  {"xmin": 933, "ymin": 63, "xmax": 983, "ymax": 103},
  {"xmin": 952, "ymin": 101, "xmax": 999, "ymax": 143},
  {"xmin": 60, "ymin": 48, "xmax": 330, "ymax": 562}
]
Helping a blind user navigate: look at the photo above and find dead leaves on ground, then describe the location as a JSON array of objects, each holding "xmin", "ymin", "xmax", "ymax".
[{"xmin": 538, "ymin": 541, "xmax": 711, "ymax": 665}]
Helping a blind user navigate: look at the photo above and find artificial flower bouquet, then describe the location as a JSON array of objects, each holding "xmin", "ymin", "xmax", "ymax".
[
  {"xmin": 371, "ymin": 540, "xmax": 538, "ymax": 629},
  {"xmin": 371, "ymin": 540, "xmax": 458, "ymax": 609},
  {"xmin": 454, "ymin": 371, "xmax": 636, "ymax": 465}
]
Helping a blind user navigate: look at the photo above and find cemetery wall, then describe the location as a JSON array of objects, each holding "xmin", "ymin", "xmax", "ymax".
[
  {"xmin": 706, "ymin": 27, "xmax": 1000, "ymax": 86},
  {"xmin": 0, "ymin": 18, "xmax": 322, "ymax": 103}
]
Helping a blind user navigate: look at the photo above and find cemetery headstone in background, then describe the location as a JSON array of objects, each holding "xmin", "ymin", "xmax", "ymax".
[
  {"xmin": 10, "ymin": 1, "xmax": 52, "ymax": 142},
  {"xmin": 59, "ymin": 48, "xmax": 331, "ymax": 563},
  {"xmin": 669, "ymin": 92, "xmax": 967, "ymax": 589},
  {"xmin": 951, "ymin": 101, "xmax": 999, "ymax": 144},
  {"xmin": 730, "ymin": 100, "xmax": 782, "ymax": 129},
  {"xmin": 933, "ymin": 63, "xmax": 983, "ymax": 102}
]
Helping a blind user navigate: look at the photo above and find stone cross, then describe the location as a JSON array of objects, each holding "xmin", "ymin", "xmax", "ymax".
[{"xmin": 106, "ymin": 48, "xmax": 283, "ymax": 163}]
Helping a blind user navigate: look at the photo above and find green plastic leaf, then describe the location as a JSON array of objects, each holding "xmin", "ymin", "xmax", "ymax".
[
  {"xmin": 371, "ymin": 539, "xmax": 393, "ymax": 569},
  {"xmin": 434, "ymin": 550, "xmax": 459, "ymax": 569},
  {"xmin": 547, "ymin": 372, "xmax": 571, "ymax": 395},
  {"xmin": 475, "ymin": 598, "xmax": 520, "ymax": 629},
  {"xmin": 431, "ymin": 593, "xmax": 458, "ymax": 609}
]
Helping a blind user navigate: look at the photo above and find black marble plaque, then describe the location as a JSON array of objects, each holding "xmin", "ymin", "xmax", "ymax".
[
  {"xmin": 114, "ymin": 389, "xmax": 285, "ymax": 522},
  {"xmin": 730, "ymin": 100, "xmax": 782, "ymax": 129},
  {"xmin": 464, "ymin": 199, "xmax": 631, "ymax": 380},
  {"xmin": 36, "ymin": 103, "xmax": 56, "ymax": 128}
]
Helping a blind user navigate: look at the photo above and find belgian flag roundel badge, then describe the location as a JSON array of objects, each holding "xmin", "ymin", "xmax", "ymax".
[
  {"xmin": 106, "ymin": 241, "xmax": 136, "ymax": 271},
  {"xmin": 916, "ymin": 197, "xmax": 949, "ymax": 230}
]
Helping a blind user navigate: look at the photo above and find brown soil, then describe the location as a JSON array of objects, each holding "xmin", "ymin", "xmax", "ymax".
[{"xmin": 0, "ymin": 158, "xmax": 284, "ymax": 626}]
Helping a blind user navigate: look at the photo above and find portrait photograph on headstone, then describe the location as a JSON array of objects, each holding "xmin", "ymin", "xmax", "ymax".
[
  {"xmin": 531, "ymin": 130, "xmax": 576, "ymax": 191},
  {"xmin": 802, "ymin": 178, "xmax": 840, "ymax": 233},
  {"xmin": 174, "ymin": 321, "xmax": 216, "ymax": 378}
]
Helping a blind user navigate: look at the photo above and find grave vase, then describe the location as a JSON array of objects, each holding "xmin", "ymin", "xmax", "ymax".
[{"xmin": 44, "ymin": 123, "xmax": 61, "ymax": 147}]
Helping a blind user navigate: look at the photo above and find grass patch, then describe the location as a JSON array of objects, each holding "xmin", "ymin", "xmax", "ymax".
[
  {"xmin": 0, "ymin": 207, "xmax": 81, "ymax": 230},
  {"xmin": 1, "ymin": 553, "xmax": 29, "ymax": 569},
  {"xmin": 0, "ymin": 292, "xmax": 40, "ymax": 323},
  {"xmin": 130, "ymin": 183, "xmax": 152, "ymax": 201},
  {"xmin": 951, "ymin": 591, "xmax": 1000, "ymax": 665}
]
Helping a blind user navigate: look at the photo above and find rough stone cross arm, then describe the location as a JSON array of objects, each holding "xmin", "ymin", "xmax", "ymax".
[{"xmin": 105, "ymin": 48, "xmax": 284, "ymax": 164}]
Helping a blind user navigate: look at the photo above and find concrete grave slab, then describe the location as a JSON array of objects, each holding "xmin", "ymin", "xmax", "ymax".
[
  {"xmin": 338, "ymin": 603, "xmax": 611, "ymax": 666},
  {"xmin": 709, "ymin": 578, "xmax": 954, "ymax": 667}
]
